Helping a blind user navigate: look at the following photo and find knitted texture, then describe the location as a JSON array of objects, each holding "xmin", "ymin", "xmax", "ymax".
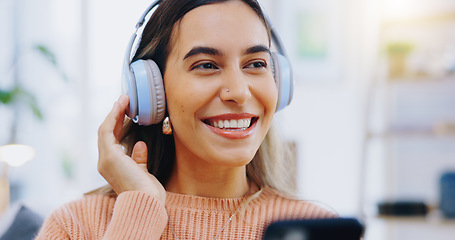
[{"xmin": 35, "ymin": 186, "xmax": 336, "ymax": 239}]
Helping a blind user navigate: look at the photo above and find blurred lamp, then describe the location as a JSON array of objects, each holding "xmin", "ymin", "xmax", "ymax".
[{"xmin": 0, "ymin": 144, "xmax": 36, "ymax": 167}]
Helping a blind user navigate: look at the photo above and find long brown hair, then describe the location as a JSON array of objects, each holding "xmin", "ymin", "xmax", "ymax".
[{"xmin": 89, "ymin": 0, "xmax": 296, "ymax": 196}]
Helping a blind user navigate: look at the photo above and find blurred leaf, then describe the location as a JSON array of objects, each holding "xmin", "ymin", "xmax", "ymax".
[
  {"xmin": 28, "ymin": 100, "xmax": 43, "ymax": 120},
  {"xmin": 0, "ymin": 89, "xmax": 14, "ymax": 104},
  {"xmin": 18, "ymin": 88, "xmax": 43, "ymax": 120},
  {"xmin": 1, "ymin": 44, "xmax": 67, "ymax": 122},
  {"xmin": 61, "ymin": 152, "xmax": 74, "ymax": 179},
  {"xmin": 34, "ymin": 44, "xmax": 68, "ymax": 82},
  {"xmin": 35, "ymin": 45, "xmax": 57, "ymax": 66},
  {"xmin": 1, "ymin": 86, "xmax": 43, "ymax": 120}
]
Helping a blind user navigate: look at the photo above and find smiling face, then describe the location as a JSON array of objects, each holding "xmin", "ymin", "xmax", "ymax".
[{"xmin": 164, "ymin": 0, "xmax": 278, "ymax": 168}]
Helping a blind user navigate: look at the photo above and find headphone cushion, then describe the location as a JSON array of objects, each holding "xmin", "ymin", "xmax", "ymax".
[
  {"xmin": 130, "ymin": 59, "xmax": 166, "ymax": 125},
  {"xmin": 144, "ymin": 59, "xmax": 166, "ymax": 124},
  {"xmin": 271, "ymin": 52, "xmax": 293, "ymax": 111},
  {"xmin": 122, "ymin": 62, "xmax": 138, "ymax": 119}
]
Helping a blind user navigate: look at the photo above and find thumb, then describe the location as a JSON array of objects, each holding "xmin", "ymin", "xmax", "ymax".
[{"xmin": 131, "ymin": 141, "xmax": 148, "ymax": 171}]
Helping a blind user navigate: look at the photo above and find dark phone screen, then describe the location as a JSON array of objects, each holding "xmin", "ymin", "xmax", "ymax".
[{"xmin": 263, "ymin": 218, "xmax": 364, "ymax": 240}]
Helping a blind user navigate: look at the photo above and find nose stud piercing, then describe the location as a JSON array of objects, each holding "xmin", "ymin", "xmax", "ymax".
[{"xmin": 226, "ymin": 89, "xmax": 230, "ymax": 92}]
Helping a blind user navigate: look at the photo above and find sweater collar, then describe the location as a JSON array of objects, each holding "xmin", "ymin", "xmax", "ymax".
[{"xmin": 165, "ymin": 186, "xmax": 274, "ymax": 211}]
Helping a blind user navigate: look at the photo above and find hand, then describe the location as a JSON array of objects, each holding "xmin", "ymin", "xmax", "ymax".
[{"xmin": 97, "ymin": 95, "xmax": 166, "ymax": 204}]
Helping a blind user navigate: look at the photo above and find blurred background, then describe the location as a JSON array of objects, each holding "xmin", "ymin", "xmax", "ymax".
[{"xmin": 1, "ymin": 0, "xmax": 455, "ymax": 239}]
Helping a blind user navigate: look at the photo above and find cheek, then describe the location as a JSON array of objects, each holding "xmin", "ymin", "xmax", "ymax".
[
  {"xmin": 270, "ymin": 83, "xmax": 279, "ymax": 110},
  {"xmin": 165, "ymin": 88, "xmax": 194, "ymax": 141},
  {"xmin": 256, "ymin": 79, "xmax": 279, "ymax": 113},
  {"xmin": 164, "ymin": 74, "xmax": 190, "ymax": 114},
  {"xmin": 166, "ymin": 87, "xmax": 190, "ymax": 120},
  {"xmin": 164, "ymin": 79, "xmax": 210, "ymax": 123},
  {"xmin": 163, "ymin": 74, "xmax": 188, "ymax": 126}
]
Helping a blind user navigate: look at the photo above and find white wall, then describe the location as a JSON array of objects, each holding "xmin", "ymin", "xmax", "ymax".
[{"xmin": 264, "ymin": 0, "xmax": 382, "ymax": 216}]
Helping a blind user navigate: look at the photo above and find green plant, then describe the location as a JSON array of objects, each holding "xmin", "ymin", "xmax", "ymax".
[
  {"xmin": 0, "ymin": 44, "xmax": 67, "ymax": 120},
  {"xmin": 0, "ymin": 86, "xmax": 42, "ymax": 120}
]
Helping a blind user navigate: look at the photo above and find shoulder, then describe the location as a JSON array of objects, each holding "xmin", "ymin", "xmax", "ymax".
[
  {"xmin": 49, "ymin": 193, "xmax": 117, "ymax": 226},
  {"xmin": 254, "ymin": 186, "xmax": 338, "ymax": 220},
  {"xmin": 59, "ymin": 193, "xmax": 116, "ymax": 214},
  {"xmin": 37, "ymin": 192, "xmax": 168, "ymax": 239},
  {"xmin": 35, "ymin": 193, "xmax": 117, "ymax": 239}
]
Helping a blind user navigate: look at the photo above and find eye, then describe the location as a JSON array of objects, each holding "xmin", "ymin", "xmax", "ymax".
[
  {"xmin": 191, "ymin": 62, "xmax": 219, "ymax": 70},
  {"xmin": 244, "ymin": 61, "xmax": 267, "ymax": 69}
]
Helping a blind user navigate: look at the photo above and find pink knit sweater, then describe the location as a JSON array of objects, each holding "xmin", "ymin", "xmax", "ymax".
[{"xmin": 35, "ymin": 186, "xmax": 336, "ymax": 239}]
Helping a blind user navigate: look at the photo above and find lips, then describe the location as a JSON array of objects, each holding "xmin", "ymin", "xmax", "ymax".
[{"xmin": 202, "ymin": 113, "xmax": 258, "ymax": 139}]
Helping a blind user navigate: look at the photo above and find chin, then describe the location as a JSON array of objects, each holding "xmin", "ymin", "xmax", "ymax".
[{"xmin": 210, "ymin": 149, "xmax": 257, "ymax": 168}]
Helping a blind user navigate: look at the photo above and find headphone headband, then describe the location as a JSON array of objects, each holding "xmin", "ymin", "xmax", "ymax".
[
  {"xmin": 136, "ymin": 0, "xmax": 163, "ymax": 28},
  {"xmin": 124, "ymin": 0, "xmax": 290, "ymax": 69}
]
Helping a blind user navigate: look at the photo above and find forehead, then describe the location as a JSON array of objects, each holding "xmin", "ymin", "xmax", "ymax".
[{"xmin": 169, "ymin": 1, "xmax": 269, "ymax": 57}]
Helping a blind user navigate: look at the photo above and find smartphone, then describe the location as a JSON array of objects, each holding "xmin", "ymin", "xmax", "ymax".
[{"xmin": 263, "ymin": 218, "xmax": 364, "ymax": 240}]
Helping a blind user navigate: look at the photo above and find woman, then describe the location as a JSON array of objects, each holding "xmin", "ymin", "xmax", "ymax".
[{"xmin": 36, "ymin": 0, "xmax": 336, "ymax": 239}]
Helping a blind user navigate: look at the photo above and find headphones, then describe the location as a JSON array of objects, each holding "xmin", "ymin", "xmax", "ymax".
[{"xmin": 122, "ymin": 0, "xmax": 294, "ymax": 126}]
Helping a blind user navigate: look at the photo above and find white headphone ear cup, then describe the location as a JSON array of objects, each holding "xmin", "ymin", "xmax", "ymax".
[
  {"xmin": 122, "ymin": 62, "xmax": 138, "ymax": 119},
  {"xmin": 130, "ymin": 59, "xmax": 166, "ymax": 125},
  {"xmin": 143, "ymin": 59, "xmax": 166, "ymax": 124},
  {"xmin": 271, "ymin": 52, "xmax": 293, "ymax": 111}
]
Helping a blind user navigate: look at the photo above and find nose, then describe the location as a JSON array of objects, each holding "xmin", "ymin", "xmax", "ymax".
[{"xmin": 219, "ymin": 68, "xmax": 251, "ymax": 106}]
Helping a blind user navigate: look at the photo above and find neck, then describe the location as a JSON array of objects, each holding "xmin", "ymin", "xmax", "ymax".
[{"xmin": 165, "ymin": 160, "xmax": 250, "ymax": 198}]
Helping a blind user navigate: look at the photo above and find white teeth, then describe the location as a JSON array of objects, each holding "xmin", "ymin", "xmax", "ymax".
[
  {"xmin": 224, "ymin": 120, "xmax": 230, "ymax": 128},
  {"xmin": 230, "ymin": 119, "xmax": 236, "ymax": 128},
  {"xmin": 208, "ymin": 118, "xmax": 252, "ymax": 130}
]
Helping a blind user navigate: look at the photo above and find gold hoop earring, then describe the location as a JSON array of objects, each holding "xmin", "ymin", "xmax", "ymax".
[{"xmin": 162, "ymin": 117, "xmax": 173, "ymax": 135}]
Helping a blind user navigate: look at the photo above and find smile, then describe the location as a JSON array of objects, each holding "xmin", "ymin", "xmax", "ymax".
[
  {"xmin": 202, "ymin": 114, "xmax": 258, "ymax": 139},
  {"xmin": 206, "ymin": 118, "xmax": 252, "ymax": 131}
]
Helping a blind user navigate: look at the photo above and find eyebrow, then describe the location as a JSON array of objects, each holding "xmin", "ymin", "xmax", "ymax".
[
  {"xmin": 183, "ymin": 45, "xmax": 271, "ymax": 60},
  {"xmin": 183, "ymin": 47, "xmax": 221, "ymax": 60},
  {"xmin": 244, "ymin": 45, "xmax": 271, "ymax": 55}
]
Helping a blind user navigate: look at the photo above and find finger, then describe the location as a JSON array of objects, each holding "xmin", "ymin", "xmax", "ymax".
[
  {"xmin": 131, "ymin": 141, "xmax": 148, "ymax": 167},
  {"xmin": 113, "ymin": 95, "xmax": 129, "ymax": 139},
  {"xmin": 99, "ymin": 95, "xmax": 129, "ymax": 142},
  {"xmin": 106, "ymin": 95, "xmax": 127, "ymax": 128},
  {"xmin": 117, "ymin": 94, "xmax": 129, "ymax": 108}
]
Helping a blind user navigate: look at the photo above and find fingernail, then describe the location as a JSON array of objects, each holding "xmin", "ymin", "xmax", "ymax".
[{"xmin": 119, "ymin": 94, "xmax": 128, "ymax": 102}]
